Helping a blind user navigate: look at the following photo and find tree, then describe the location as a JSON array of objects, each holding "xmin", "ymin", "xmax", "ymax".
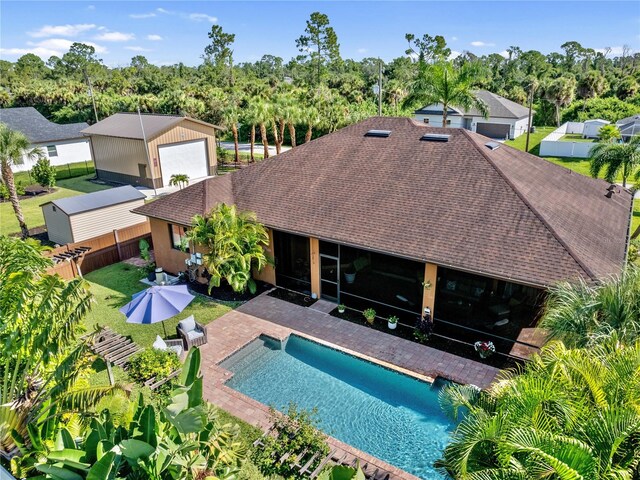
[
  {"xmin": 577, "ymin": 70, "xmax": 608, "ymax": 100},
  {"xmin": 438, "ymin": 338, "xmax": 640, "ymax": 479},
  {"xmin": 187, "ymin": 203, "xmax": 271, "ymax": 293},
  {"xmin": 403, "ymin": 61, "xmax": 488, "ymax": 127},
  {"xmin": 0, "ymin": 124, "xmax": 45, "ymax": 238},
  {"xmin": 405, "ymin": 33, "xmax": 451, "ymax": 64},
  {"xmin": 540, "ymin": 268, "xmax": 640, "ymax": 348},
  {"xmin": 598, "ymin": 124, "xmax": 621, "ymax": 143},
  {"xmin": 31, "ymin": 157, "xmax": 56, "ymax": 189},
  {"xmin": 589, "ymin": 135, "xmax": 640, "ymax": 187},
  {"xmin": 0, "ymin": 236, "xmax": 122, "ymax": 464},
  {"xmin": 204, "ymin": 24, "xmax": 236, "ymax": 86},
  {"xmin": 253, "ymin": 99, "xmax": 272, "ymax": 158},
  {"xmin": 296, "ymin": 12, "xmax": 341, "ymax": 85},
  {"xmin": 168, "ymin": 173, "xmax": 189, "ymax": 189},
  {"xmin": 545, "ymin": 76, "xmax": 577, "ymax": 126},
  {"xmin": 221, "ymin": 100, "xmax": 241, "ymax": 162}
]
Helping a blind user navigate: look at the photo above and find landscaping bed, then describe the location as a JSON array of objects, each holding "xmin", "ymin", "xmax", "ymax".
[
  {"xmin": 329, "ymin": 307, "xmax": 520, "ymax": 369},
  {"xmin": 267, "ymin": 287, "xmax": 318, "ymax": 307},
  {"xmin": 187, "ymin": 279, "xmax": 271, "ymax": 302}
]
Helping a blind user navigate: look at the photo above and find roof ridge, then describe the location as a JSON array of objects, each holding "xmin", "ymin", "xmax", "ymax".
[{"xmin": 459, "ymin": 128, "xmax": 597, "ymax": 281}]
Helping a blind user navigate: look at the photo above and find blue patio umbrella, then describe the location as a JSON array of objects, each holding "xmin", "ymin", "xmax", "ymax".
[{"xmin": 119, "ymin": 285, "xmax": 195, "ymax": 337}]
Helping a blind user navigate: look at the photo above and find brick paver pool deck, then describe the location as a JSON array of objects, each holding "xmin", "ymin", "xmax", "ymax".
[{"xmin": 201, "ymin": 292, "xmax": 500, "ymax": 480}]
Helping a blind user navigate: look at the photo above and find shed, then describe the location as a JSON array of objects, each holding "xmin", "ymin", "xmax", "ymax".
[
  {"xmin": 41, "ymin": 185, "xmax": 147, "ymax": 244},
  {"xmin": 582, "ymin": 119, "xmax": 610, "ymax": 138}
]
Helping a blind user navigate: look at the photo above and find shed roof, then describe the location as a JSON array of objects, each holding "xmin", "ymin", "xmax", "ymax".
[
  {"xmin": 0, "ymin": 107, "xmax": 88, "ymax": 143},
  {"xmin": 42, "ymin": 185, "xmax": 146, "ymax": 216},
  {"xmin": 134, "ymin": 117, "xmax": 632, "ymax": 288},
  {"xmin": 81, "ymin": 113, "xmax": 222, "ymax": 140}
]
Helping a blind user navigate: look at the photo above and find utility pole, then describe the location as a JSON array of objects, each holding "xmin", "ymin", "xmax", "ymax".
[
  {"xmin": 138, "ymin": 106, "xmax": 158, "ymax": 197},
  {"xmin": 525, "ymin": 82, "xmax": 535, "ymax": 153},
  {"xmin": 83, "ymin": 68, "xmax": 99, "ymax": 124},
  {"xmin": 378, "ymin": 59, "xmax": 383, "ymax": 116}
]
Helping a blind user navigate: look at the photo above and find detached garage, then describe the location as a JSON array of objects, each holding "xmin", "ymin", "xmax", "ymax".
[
  {"xmin": 475, "ymin": 122, "xmax": 511, "ymax": 139},
  {"xmin": 83, "ymin": 113, "xmax": 222, "ymax": 189},
  {"xmin": 41, "ymin": 185, "xmax": 147, "ymax": 245}
]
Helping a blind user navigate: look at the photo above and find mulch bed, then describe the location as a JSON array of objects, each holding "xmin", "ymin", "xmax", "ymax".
[
  {"xmin": 1, "ymin": 186, "xmax": 57, "ymax": 202},
  {"xmin": 267, "ymin": 287, "xmax": 318, "ymax": 307},
  {"xmin": 187, "ymin": 280, "xmax": 271, "ymax": 303},
  {"xmin": 329, "ymin": 307, "xmax": 520, "ymax": 370}
]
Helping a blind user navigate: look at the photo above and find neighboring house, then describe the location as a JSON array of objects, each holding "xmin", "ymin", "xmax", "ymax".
[
  {"xmin": 133, "ymin": 118, "xmax": 631, "ymax": 341},
  {"xmin": 616, "ymin": 114, "xmax": 640, "ymax": 141},
  {"xmin": 582, "ymin": 119, "xmax": 610, "ymax": 138},
  {"xmin": 41, "ymin": 185, "xmax": 146, "ymax": 244},
  {"xmin": 414, "ymin": 90, "xmax": 532, "ymax": 139},
  {"xmin": 0, "ymin": 107, "xmax": 91, "ymax": 172},
  {"xmin": 82, "ymin": 113, "xmax": 222, "ymax": 188}
]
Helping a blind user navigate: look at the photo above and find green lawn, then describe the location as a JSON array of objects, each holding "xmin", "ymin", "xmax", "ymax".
[
  {"xmin": 633, "ymin": 200, "xmax": 640, "ymax": 236},
  {"xmin": 559, "ymin": 134, "xmax": 594, "ymax": 143},
  {"xmin": 84, "ymin": 262, "xmax": 240, "ymax": 346},
  {"xmin": 14, "ymin": 160, "xmax": 95, "ymax": 185},
  {"xmin": 504, "ymin": 126, "xmax": 555, "ymax": 155},
  {"xmin": 1, "ymin": 174, "xmax": 111, "ymax": 236}
]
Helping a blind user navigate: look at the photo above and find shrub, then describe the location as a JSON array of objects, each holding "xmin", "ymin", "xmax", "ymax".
[
  {"xmin": 0, "ymin": 182, "xmax": 8, "ymax": 200},
  {"xmin": 16, "ymin": 181, "xmax": 25, "ymax": 196},
  {"xmin": 128, "ymin": 347, "xmax": 181, "ymax": 385},
  {"xmin": 31, "ymin": 157, "xmax": 56, "ymax": 188},
  {"xmin": 252, "ymin": 403, "xmax": 329, "ymax": 478},
  {"xmin": 562, "ymin": 97, "xmax": 640, "ymax": 123},
  {"xmin": 139, "ymin": 238, "xmax": 151, "ymax": 261}
]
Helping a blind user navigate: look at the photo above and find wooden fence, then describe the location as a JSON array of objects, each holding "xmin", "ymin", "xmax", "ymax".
[{"xmin": 46, "ymin": 221, "xmax": 152, "ymax": 280}]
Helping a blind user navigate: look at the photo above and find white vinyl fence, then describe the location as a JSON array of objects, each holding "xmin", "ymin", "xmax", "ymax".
[{"xmin": 539, "ymin": 122, "xmax": 596, "ymax": 158}]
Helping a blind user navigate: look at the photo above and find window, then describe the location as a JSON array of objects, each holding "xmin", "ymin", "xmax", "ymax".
[
  {"xmin": 169, "ymin": 224, "xmax": 189, "ymax": 252},
  {"xmin": 47, "ymin": 145, "xmax": 58, "ymax": 157},
  {"xmin": 423, "ymin": 118, "xmax": 430, "ymax": 124},
  {"xmin": 446, "ymin": 119, "xmax": 452, "ymax": 125}
]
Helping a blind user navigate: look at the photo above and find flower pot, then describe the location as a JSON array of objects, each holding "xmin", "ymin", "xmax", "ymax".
[
  {"xmin": 478, "ymin": 351, "xmax": 492, "ymax": 359},
  {"xmin": 365, "ymin": 317, "xmax": 375, "ymax": 325},
  {"xmin": 344, "ymin": 272, "xmax": 356, "ymax": 284},
  {"xmin": 338, "ymin": 307, "xmax": 346, "ymax": 314},
  {"xmin": 388, "ymin": 322, "xmax": 397, "ymax": 330}
]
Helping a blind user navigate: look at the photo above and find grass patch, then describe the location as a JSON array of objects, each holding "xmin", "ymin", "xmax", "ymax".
[
  {"xmin": 559, "ymin": 134, "xmax": 594, "ymax": 143},
  {"xmin": 541, "ymin": 156, "xmax": 625, "ymax": 183},
  {"xmin": 83, "ymin": 262, "xmax": 240, "ymax": 347},
  {"xmin": 0, "ymin": 174, "xmax": 111, "ymax": 236},
  {"xmin": 13, "ymin": 161, "xmax": 95, "ymax": 185},
  {"xmin": 633, "ymin": 199, "xmax": 640, "ymax": 236},
  {"xmin": 504, "ymin": 126, "xmax": 555, "ymax": 155}
]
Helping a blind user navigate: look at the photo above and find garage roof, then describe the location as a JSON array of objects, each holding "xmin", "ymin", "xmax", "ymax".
[
  {"xmin": 41, "ymin": 185, "xmax": 146, "ymax": 216},
  {"xmin": 82, "ymin": 113, "xmax": 222, "ymax": 140}
]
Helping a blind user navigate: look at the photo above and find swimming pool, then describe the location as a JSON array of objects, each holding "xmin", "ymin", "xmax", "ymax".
[{"xmin": 221, "ymin": 334, "xmax": 452, "ymax": 479}]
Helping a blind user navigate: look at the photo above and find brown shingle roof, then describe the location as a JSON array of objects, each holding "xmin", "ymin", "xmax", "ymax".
[
  {"xmin": 133, "ymin": 117, "xmax": 632, "ymax": 287},
  {"xmin": 81, "ymin": 112, "xmax": 221, "ymax": 140}
]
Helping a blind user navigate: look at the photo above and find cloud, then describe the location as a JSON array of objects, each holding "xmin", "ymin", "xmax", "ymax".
[
  {"xmin": 2, "ymin": 38, "xmax": 107, "ymax": 59},
  {"xmin": 156, "ymin": 7, "xmax": 216, "ymax": 23},
  {"xmin": 86, "ymin": 5, "xmax": 95, "ymax": 10},
  {"xmin": 498, "ymin": 50, "xmax": 509, "ymax": 58},
  {"xmin": 129, "ymin": 12, "xmax": 156, "ymax": 19},
  {"xmin": 147, "ymin": 34, "xmax": 163, "ymax": 41},
  {"xmin": 451, "ymin": 36, "xmax": 458, "ymax": 41},
  {"xmin": 449, "ymin": 50, "xmax": 462, "ymax": 60},
  {"xmin": 94, "ymin": 31, "xmax": 135, "ymax": 42},
  {"xmin": 357, "ymin": 48, "xmax": 367, "ymax": 54},
  {"xmin": 29, "ymin": 24, "xmax": 96, "ymax": 38},
  {"xmin": 470, "ymin": 41, "xmax": 495, "ymax": 47},
  {"xmin": 125, "ymin": 46, "xmax": 152, "ymax": 52}
]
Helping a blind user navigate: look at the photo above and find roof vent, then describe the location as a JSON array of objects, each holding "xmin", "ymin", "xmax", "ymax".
[
  {"xmin": 485, "ymin": 141, "xmax": 501, "ymax": 151},
  {"xmin": 421, "ymin": 133, "xmax": 450, "ymax": 142},
  {"xmin": 365, "ymin": 129, "xmax": 391, "ymax": 138}
]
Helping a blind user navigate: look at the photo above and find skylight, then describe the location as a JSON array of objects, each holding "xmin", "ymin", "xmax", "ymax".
[
  {"xmin": 365, "ymin": 130, "xmax": 391, "ymax": 138},
  {"xmin": 421, "ymin": 133, "xmax": 450, "ymax": 142},
  {"xmin": 485, "ymin": 141, "xmax": 500, "ymax": 151}
]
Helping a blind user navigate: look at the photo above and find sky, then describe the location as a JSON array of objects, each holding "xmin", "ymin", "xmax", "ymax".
[{"xmin": 1, "ymin": 1, "xmax": 639, "ymax": 67}]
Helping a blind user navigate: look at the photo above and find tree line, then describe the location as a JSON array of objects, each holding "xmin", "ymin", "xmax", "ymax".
[{"xmin": 1, "ymin": 12, "xmax": 639, "ymax": 155}]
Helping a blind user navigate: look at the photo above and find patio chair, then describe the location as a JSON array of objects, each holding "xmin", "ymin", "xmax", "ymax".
[
  {"xmin": 176, "ymin": 315, "xmax": 208, "ymax": 350},
  {"xmin": 153, "ymin": 334, "xmax": 184, "ymax": 357}
]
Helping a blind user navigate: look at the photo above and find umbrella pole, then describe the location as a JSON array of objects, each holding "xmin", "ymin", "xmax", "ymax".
[{"xmin": 163, "ymin": 322, "xmax": 168, "ymax": 339}]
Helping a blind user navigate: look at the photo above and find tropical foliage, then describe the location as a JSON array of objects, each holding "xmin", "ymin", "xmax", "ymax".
[
  {"xmin": 187, "ymin": 203, "xmax": 271, "ymax": 294},
  {"xmin": 438, "ymin": 339, "xmax": 640, "ymax": 479},
  {"xmin": 589, "ymin": 135, "xmax": 640, "ymax": 187},
  {"xmin": 540, "ymin": 267, "xmax": 640, "ymax": 348},
  {"xmin": 30, "ymin": 157, "xmax": 57, "ymax": 189},
  {"xmin": 168, "ymin": 173, "xmax": 190, "ymax": 189},
  {"xmin": 127, "ymin": 348, "xmax": 181, "ymax": 386},
  {"xmin": 33, "ymin": 349, "xmax": 247, "ymax": 480}
]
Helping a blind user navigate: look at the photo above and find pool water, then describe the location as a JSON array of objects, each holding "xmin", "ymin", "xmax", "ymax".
[{"xmin": 221, "ymin": 335, "xmax": 452, "ymax": 479}]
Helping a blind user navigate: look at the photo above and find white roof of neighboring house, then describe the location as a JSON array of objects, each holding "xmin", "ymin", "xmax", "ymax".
[
  {"xmin": 40, "ymin": 185, "xmax": 145, "ymax": 216},
  {"xmin": 584, "ymin": 119, "xmax": 610, "ymax": 124},
  {"xmin": 414, "ymin": 90, "xmax": 531, "ymax": 120}
]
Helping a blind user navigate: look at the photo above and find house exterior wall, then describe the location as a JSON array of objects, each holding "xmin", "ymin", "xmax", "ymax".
[
  {"xmin": 414, "ymin": 113, "xmax": 529, "ymax": 139},
  {"xmin": 12, "ymin": 138, "xmax": 92, "ymax": 173},
  {"xmin": 253, "ymin": 228, "xmax": 276, "ymax": 285},
  {"xmin": 69, "ymin": 199, "xmax": 147, "ymax": 243},
  {"xmin": 90, "ymin": 135, "xmax": 149, "ymax": 185},
  {"xmin": 42, "ymin": 203, "xmax": 74, "ymax": 245},
  {"xmin": 149, "ymin": 217, "xmax": 190, "ymax": 275},
  {"xmin": 583, "ymin": 121, "xmax": 608, "ymax": 138},
  {"xmin": 414, "ymin": 114, "xmax": 465, "ymax": 128}
]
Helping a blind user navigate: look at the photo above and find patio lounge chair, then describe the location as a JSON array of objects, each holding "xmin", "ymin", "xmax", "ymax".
[
  {"xmin": 176, "ymin": 315, "xmax": 208, "ymax": 350},
  {"xmin": 153, "ymin": 334, "xmax": 184, "ymax": 357}
]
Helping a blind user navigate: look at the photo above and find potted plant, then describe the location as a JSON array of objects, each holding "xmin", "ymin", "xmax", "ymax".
[
  {"xmin": 337, "ymin": 304, "xmax": 346, "ymax": 314},
  {"xmin": 363, "ymin": 308, "xmax": 376, "ymax": 325},
  {"xmin": 344, "ymin": 265, "xmax": 356, "ymax": 284},
  {"xmin": 474, "ymin": 340, "xmax": 495, "ymax": 359},
  {"xmin": 387, "ymin": 315, "xmax": 398, "ymax": 330}
]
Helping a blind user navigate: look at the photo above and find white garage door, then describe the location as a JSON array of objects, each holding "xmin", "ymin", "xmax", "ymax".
[{"xmin": 159, "ymin": 139, "xmax": 209, "ymax": 187}]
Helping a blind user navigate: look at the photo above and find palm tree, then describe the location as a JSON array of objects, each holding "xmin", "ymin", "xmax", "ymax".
[
  {"xmin": 544, "ymin": 76, "xmax": 577, "ymax": 126},
  {"xmin": 300, "ymin": 105, "xmax": 321, "ymax": 144},
  {"xmin": 221, "ymin": 101, "xmax": 241, "ymax": 163},
  {"xmin": 385, "ymin": 79, "xmax": 407, "ymax": 116},
  {"xmin": 242, "ymin": 102, "xmax": 259, "ymax": 163},
  {"xmin": 187, "ymin": 203, "xmax": 272, "ymax": 294},
  {"xmin": 253, "ymin": 99, "xmax": 271, "ymax": 159},
  {"xmin": 0, "ymin": 236, "xmax": 124, "ymax": 460},
  {"xmin": 540, "ymin": 267, "xmax": 640, "ymax": 348},
  {"xmin": 0, "ymin": 124, "xmax": 45, "ymax": 238},
  {"xmin": 438, "ymin": 338, "xmax": 640, "ymax": 479},
  {"xmin": 402, "ymin": 61, "xmax": 489, "ymax": 127},
  {"xmin": 168, "ymin": 173, "xmax": 190, "ymax": 189},
  {"xmin": 589, "ymin": 135, "xmax": 640, "ymax": 187}
]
